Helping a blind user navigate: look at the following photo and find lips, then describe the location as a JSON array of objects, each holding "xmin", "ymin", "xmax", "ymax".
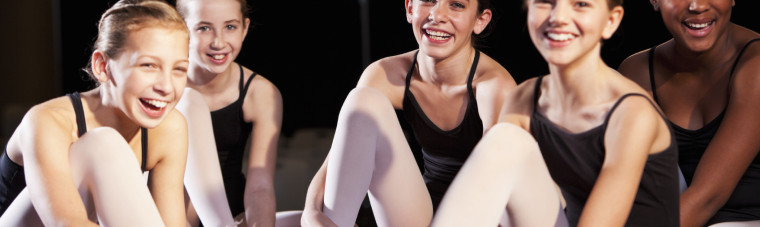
[
  {"xmin": 139, "ymin": 98, "xmax": 168, "ymax": 118},
  {"xmin": 544, "ymin": 31, "xmax": 577, "ymax": 47},
  {"xmin": 682, "ymin": 18, "xmax": 715, "ymax": 38},
  {"xmin": 207, "ymin": 53, "xmax": 228, "ymax": 64},
  {"xmin": 424, "ymin": 29, "xmax": 453, "ymax": 43}
]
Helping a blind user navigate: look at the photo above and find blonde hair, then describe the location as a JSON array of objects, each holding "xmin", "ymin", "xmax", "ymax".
[{"xmin": 84, "ymin": 0, "xmax": 188, "ymax": 80}]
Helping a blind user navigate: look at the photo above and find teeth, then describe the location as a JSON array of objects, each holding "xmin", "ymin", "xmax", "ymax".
[
  {"xmin": 145, "ymin": 99, "xmax": 167, "ymax": 109},
  {"xmin": 547, "ymin": 32, "xmax": 575, "ymax": 41},
  {"xmin": 425, "ymin": 30, "xmax": 451, "ymax": 40},
  {"xmin": 687, "ymin": 22, "xmax": 711, "ymax": 29},
  {"xmin": 213, "ymin": 54, "xmax": 225, "ymax": 60}
]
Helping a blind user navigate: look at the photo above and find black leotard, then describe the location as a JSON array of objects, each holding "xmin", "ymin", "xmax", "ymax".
[
  {"xmin": 401, "ymin": 50, "xmax": 483, "ymax": 210},
  {"xmin": 648, "ymin": 38, "xmax": 760, "ymax": 224},
  {"xmin": 0, "ymin": 92, "xmax": 148, "ymax": 216},
  {"xmin": 209, "ymin": 64, "xmax": 256, "ymax": 216},
  {"xmin": 530, "ymin": 76, "xmax": 680, "ymax": 226}
]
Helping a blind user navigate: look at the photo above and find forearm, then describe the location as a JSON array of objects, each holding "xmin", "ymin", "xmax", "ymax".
[
  {"xmin": 304, "ymin": 159, "xmax": 328, "ymax": 212},
  {"xmin": 244, "ymin": 187, "xmax": 276, "ymax": 227},
  {"xmin": 679, "ymin": 188, "xmax": 725, "ymax": 227}
]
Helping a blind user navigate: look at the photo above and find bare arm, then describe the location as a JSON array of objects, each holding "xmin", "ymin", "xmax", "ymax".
[
  {"xmin": 679, "ymin": 55, "xmax": 760, "ymax": 227},
  {"xmin": 242, "ymin": 76, "xmax": 282, "ymax": 227},
  {"xmin": 148, "ymin": 110, "xmax": 189, "ymax": 227},
  {"xmin": 301, "ymin": 159, "xmax": 337, "ymax": 227},
  {"xmin": 18, "ymin": 103, "xmax": 98, "ymax": 226},
  {"xmin": 577, "ymin": 96, "xmax": 667, "ymax": 226}
]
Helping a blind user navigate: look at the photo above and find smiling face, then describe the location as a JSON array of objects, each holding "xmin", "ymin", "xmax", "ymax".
[
  {"xmin": 653, "ymin": 0, "xmax": 734, "ymax": 53},
  {"xmin": 103, "ymin": 27, "xmax": 189, "ymax": 128},
  {"xmin": 181, "ymin": 0, "xmax": 249, "ymax": 74},
  {"xmin": 527, "ymin": 0, "xmax": 623, "ymax": 67},
  {"xmin": 405, "ymin": 0, "xmax": 491, "ymax": 59}
]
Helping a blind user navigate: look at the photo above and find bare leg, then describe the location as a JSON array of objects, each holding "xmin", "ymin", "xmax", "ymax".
[
  {"xmin": 323, "ymin": 87, "xmax": 432, "ymax": 227},
  {"xmin": 176, "ymin": 88, "xmax": 236, "ymax": 227},
  {"xmin": 432, "ymin": 123, "xmax": 568, "ymax": 227}
]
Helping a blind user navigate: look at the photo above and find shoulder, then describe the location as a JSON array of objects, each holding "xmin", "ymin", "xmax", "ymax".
[
  {"xmin": 472, "ymin": 52, "xmax": 517, "ymax": 93},
  {"xmin": 618, "ymin": 46, "xmax": 656, "ymax": 91},
  {"xmin": 21, "ymin": 97, "xmax": 77, "ymax": 134},
  {"xmin": 357, "ymin": 50, "xmax": 416, "ymax": 89},
  {"xmin": 10, "ymin": 96, "xmax": 78, "ymax": 158},
  {"xmin": 604, "ymin": 93, "xmax": 669, "ymax": 154},
  {"xmin": 356, "ymin": 51, "xmax": 417, "ymax": 108},
  {"xmin": 244, "ymin": 71, "xmax": 282, "ymax": 101},
  {"xmin": 498, "ymin": 77, "xmax": 541, "ymax": 129}
]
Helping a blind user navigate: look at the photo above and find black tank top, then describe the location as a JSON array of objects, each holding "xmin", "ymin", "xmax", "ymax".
[
  {"xmin": 209, "ymin": 64, "xmax": 255, "ymax": 215},
  {"xmin": 0, "ymin": 92, "xmax": 148, "ymax": 216},
  {"xmin": 648, "ymin": 38, "xmax": 760, "ymax": 224},
  {"xmin": 529, "ymin": 76, "xmax": 680, "ymax": 226},
  {"xmin": 401, "ymin": 50, "xmax": 483, "ymax": 210}
]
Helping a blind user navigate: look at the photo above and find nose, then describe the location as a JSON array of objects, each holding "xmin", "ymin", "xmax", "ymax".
[
  {"xmin": 549, "ymin": 2, "xmax": 571, "ymax": 27},
  {"xmin": 688, "ymin": 0, "xmax": 709, "ymax": 13},
  {"xmin": 153, "ymin": 70, "xmax": 174, "ymax": 95},
  {"xmin": 429, "ymin": 2, "xmax": 450, "ymax": 24},
  {"xmin": 211, "ymin": 30, "xmax": 225, "ymax": 50}
]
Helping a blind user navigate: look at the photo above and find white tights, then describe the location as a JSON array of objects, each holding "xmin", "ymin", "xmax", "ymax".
[
  {"xmin": 176, "ymin": 88, "xmax": 237, "ymax": 227},
  {"xmin": 0, "ymin": 127, "xmax": 164, "ymax": 226},
  {"xmin": 322, "ymin": 87, "xmax": 433, "ymax": 227},
  {"xmin": 432, "ymin": 123, "xmax": 568, "ymax": 227}
]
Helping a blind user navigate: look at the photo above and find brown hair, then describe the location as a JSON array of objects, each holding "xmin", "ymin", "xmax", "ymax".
[
  {"xmin": 524, "ymin": 0, "xmax": 623, "ymax": 9},
  {"xmin": 175, "ymin": 0, "xmax": 251, "ymax": 20},
  {"xmin": 84, "ymin": 0, "xmax": 188, "ymax": 80}
]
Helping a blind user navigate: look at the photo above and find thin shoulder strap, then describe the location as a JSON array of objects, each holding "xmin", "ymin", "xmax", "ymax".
[
  {"xmin": 727, "ymin": 38, "xmax": 760, "ymax": 97},
  {"xmin": 647, "ymin": 46, "xmax": 660, "ymax": 104},
  {"xmin": 68, "ymin": 92, "xmax": 87, "ymax": 137},
  {"xmin": 603, "ymin": 93, "xmax": 665, "ymax": 127},
  {"xmin": 466, "ymin": 50, "xmax": 481, "ymax": 101},
  {"xmin": 405, "ymin": 51, "xmax": 419, "ymax": 91},
  {"xmin": 532, "ymin": 75, "xmax": 545, "ymax": 113},
  {"xmin": 141, "ymin": 127, "xmax": 147, "ymax": 171},
  {"xmin": 240, "ymin": 64, "xmax": 257, "ymax": 98}
]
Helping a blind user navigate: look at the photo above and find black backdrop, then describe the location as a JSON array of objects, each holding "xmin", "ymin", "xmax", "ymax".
[{"xmin": 59, "ymin": 1, "xmax": 760, "ymax": 135}]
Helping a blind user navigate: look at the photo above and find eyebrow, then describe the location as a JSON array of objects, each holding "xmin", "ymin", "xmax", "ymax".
[{"xmin": 196, "ymin": 19, "xmax": 242, "ymax": 26}]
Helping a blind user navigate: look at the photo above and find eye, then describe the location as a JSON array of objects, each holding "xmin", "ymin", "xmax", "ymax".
[
  {"xmin": 174, "ymin": 66, "xmax": 188, "ymax": 73},
  {"xmin": 450, "ymin": 2, "xmax": 465, "ymax": 8},
  {"xmin": 575, "ymin": 1, "xmax": 590, "ymax": 7},
  {"xmin": 225, "ymin": 25, "xmax": 237, "ymax": 30},
  {"xmin": 140, "ymin": 63, "xmax": 158, "ymax": 69},
  {"xmin": 419, "ymin": 0, "xmax": 435, "ymax": 4},
  {"xmin": 533, "ymin": 0, "xmax": 553, "ymax": 6},
  {"xmin": 196, "ymin": 26, "xmax": 211, "ymax": 32}
]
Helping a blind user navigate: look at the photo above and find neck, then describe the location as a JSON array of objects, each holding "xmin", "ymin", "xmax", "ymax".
[
  {"xmin": 187, "ymin": 62, "xmax": 235, "ymax": 93},
  {"xmin": 417, "ymin": 47, "xmax": 475, "ymax": 86},
  {"xmin": 546, "ymin": 44, "xmax": 610, "ymax": 107},
  {"xmin": 87, "ymin": 88, "xmax": 142, "ymax": 140},
  {"xmin": 669, "ymin": 24, "xmax": 737, "ymax": 72}
]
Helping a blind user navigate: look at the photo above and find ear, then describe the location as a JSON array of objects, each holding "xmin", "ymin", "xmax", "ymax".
[
  {"xmin": 602, "ymin": 6, "xmax": 623, "ymax": 40},
  {"xmin": 405, "ymin": 0, "xmax": 414, "ymax": 24},
  {"xmin": 650, "ymin": 0, "xmax": 660, "ymax": 11},
  {"xmin": 243, "ymin": 17, "xmax": 251, "ymax": 39},
  {"xmin": 473, "ymin": 9, "xmax": 492, "ymax": 35},
  {"xmin": 91, "ymin": 50, "xmax": 111, "ymax": 83},
  {"xmin": 732, "ymin": 0, "xmax": 735, "ymax": 7}
]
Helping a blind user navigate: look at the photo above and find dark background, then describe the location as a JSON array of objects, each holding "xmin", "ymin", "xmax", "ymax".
[{"xmin": 3, "ymin": 1, "xmax": 760, "ymax": 139}]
